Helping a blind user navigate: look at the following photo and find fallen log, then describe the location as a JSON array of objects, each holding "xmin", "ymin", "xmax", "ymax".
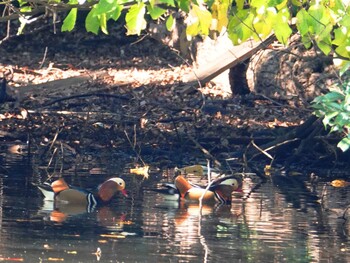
[{"xmin": 182, "ymin": 34, "xmax": 276, "ymax": 87}]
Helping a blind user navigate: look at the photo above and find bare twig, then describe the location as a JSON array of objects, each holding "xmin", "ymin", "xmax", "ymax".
[
  {"xmin": 188, "ymin": 133, "xmax": 222, "ymax": 167},
  {"xmin": 251, "ymin": 140, "xmax": 274, "ymax": 160},
  {"xmin": 39, "ymin": 46, "xmax": 48, "ymax": 69},
  {"xmin": 124, "ymin": 127, "xmax": 146, "ymax": 166}
]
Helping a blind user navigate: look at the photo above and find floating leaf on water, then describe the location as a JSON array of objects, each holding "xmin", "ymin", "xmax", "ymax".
[
  {"xmin": 130, "ymin": 165, "xmax": 149, "ymax": 179},
  {"xmin": 0, "ymin": 257, "xmax": 24, "ymax": 262},
  {"xmin": 66, "ymin": 251, "xmax": 77, "ymax": 254},
  {"xmin": 330, "ymin": 179, "xmax": 350, "ymax": 188},
  {"xmin": 100, "ymin": 234, "xmax": 125, "ymax": 238},
  {"xmin": 264, "ymin": 165, "xmax": 272, "ymax": 176},
  {"xmin": 120, "ymin": 231, "xmax": 137, "ymax": 236},
  {"xmin": 47, "ymin": 258, "xmax": 64, "ymax": 261}
]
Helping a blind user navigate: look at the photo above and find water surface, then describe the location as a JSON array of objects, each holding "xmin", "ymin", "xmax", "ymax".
[{"xmin": 0, "ymin": 156, "xmax": 349, "ymax": 262}]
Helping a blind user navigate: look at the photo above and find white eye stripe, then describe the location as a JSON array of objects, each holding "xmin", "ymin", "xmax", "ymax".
[{"xmin": 220, "ymin": 179, "xmax": 237, "ymax": 186}]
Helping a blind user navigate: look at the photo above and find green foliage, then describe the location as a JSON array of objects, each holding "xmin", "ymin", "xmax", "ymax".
[
  {"xmin": 62, "ymin": 8, "xmax": 78, "ymax": 32},
  {"xmin": 312, "ymin": 80, "xmax": 350, "ymax": 152},
  {"xmin": 125, "ymin": 3, "xmax": 147, "ymax": 35},
  {"xmin": 8, "ymin": 0, "xmax": 350, "ymax": 64}
]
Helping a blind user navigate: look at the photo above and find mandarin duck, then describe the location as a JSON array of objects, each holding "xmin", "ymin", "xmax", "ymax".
[
  {"xmin": 37, "ymin": 177, "xmax": 128, "ymax": 212},
  {"xmin": 153, "ymin": 174, "xmax": 242, "ymax": 204}
]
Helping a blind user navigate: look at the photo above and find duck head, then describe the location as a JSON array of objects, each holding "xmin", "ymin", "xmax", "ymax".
[
  {"xmin": 210, "ymin": 174, "xmax": 243, "ymax": 204},
  {"xmin": 98, "ymin": 177, "xmax": 128, "ymax": 202}
]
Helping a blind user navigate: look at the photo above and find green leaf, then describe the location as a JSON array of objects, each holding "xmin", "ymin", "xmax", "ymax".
[
  {"xmin": 296, "ymin": 9, "xmax": 309, "ymax": 36},
  {"xmin": 339, "ymin": 61, "xmax": 350, "ymax": 76},
  {"xmin": 335, "ymin": 41, "xmax": 350, "ymax": 59},
  {"xmin": 100, "ymin": 13, "xmax": 108, "ymax": 34},
  {"xmin": 273, "ymin": 8, "xmax": 292, "ymax": 45},
  {"xmin": 125, "ymin": 3, "xmax": 147, "ymax": 35},
  {"xmin": 20, "ymin": 6, "xmax": 32, "ymax": 12},
  {"xmin": 147, "ymin": 5, "xmax": 166, "ymax": 20},
  {"xmin": 177, "ymin": 0, "xmax": 191, "ymax": 13},
  {"xmin": 321, "ymin": 92, "xmax": 344, "ymax": 102},
  {"xmin": 166, "ymin": 14, "xmax": 175, "ymax": 31},
  {"xmin": 337, "ymin": 137, "xmax": 350, "ymax": 152},
  {"xmin": 236, "ymin": 0, "xmax": 245, "ymax": 9},
  {"xmin": 108, "ymin": 4, "xmax": 122, "ymax": 21},
  {"xmin": 251, "ymin": 0, "xmax": 265, "ymax": 8},
  {"xmin": 317, "ymin": 40, "xmax": 332, "ymax": 55},
  {"xmin": 62, "ymin": 8, "xmax": 77, "ymax": 32},
  {"xmin": 228, "ymin": 10, "xmax": 255, "ymax": 44},
  {"xmin": 335, "ymin": 112, "xmax": 350, "ymax": 127},
  {"xmin": 308, "ymin": 4, "xmax": 329, "ymax": 26},
  {"xmin": 211, "ymin": 0, "xmax": 230, "ymax": 32},
  {"xmin": 86, "ymin": 9, "xmax": 100, "ymax": 34},
  {"xmin": 323, "ymin": 111, "xmax": 339, "ymax": 127},
  {"xmin": 186, "ymin": 4, "xmax": 212, "ymax": 38},
  {"xmin": 268, "ymin": 0, "xmax": 285, "ymax": 6},
  {"xmin": 94, "ymin": 0, "xmax": 118, "ymax": 15},
  {"xmin": 158, "ymin": 0, "xmax": 176, "ymax": 7},
  {"xmin": 332, "ymin": 27, "xmax": 348, "ymax": 46}
]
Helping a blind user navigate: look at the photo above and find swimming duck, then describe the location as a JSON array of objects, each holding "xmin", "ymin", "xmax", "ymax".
[
  {"xmin": 36, "ymin": 177, "xmax": 128, "ymax": 212},
  {"xmin": 153, "ymin": 174, "xmax": 242, "ymax": 204}
]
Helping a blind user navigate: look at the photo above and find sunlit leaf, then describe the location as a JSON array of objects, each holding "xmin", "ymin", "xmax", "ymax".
[
  {"xmin": 264, "ymin": 164, "xmax": 272, "ymax": 176},
  {"xmin": 100, "ymin": 13, "xmax": 108, "ymax": 34},
  {"xmin": 335, "ymin": 43, "xmax": 350, "ymax": 59},
  {"xmin": 337, "ymin": 137, "xmax": 350, "ymax": 152},
  {"xmin": 251, "ymin": 0, "xmax": 265, "ymax": 8},
  {"xmin": 177, "ymin": 0, "xmax": 190, "ymax": 12},
  {"xmin": 236, "ymin": 0, "xmax": 245, "ymax": 9},
  {"xmin": 330, "ymin": 179, "xmax": 350, "ymax": 187},
  {"xmin": 211, "ymin": 0, "xmax": 230, "ymax": 32},
  {"xmin": 228, "ymin": 10, "xmax": 254, "ymax": 44},
  {"xmin": 186, "ymin": 4, "xmax": 212, "ymax": 38},
  {"xmin": 339, "ymin": 60, "xmax": 350, "ymax": 76},
  {"xmin": 62, "ymin": 8, "xmax": 77, "ymax": 32},
  {"xmin": 109, "ymin": 4, "xmax": 122, "ymax": 20},
  {"xmin": 166, "ymin": 14, "xmax": 175, "ymax": 31},
  {"xmin": 296, "ymin": 9, "xmax": 309, "ymax": 36},
  {"xmin": 147, "ymin": 5, "xmax": 166, "ymax": 20},
  {"xmin": 86, "ymin": 9, "xmax": 100, "ymax": 34},
  {"xmin": 273, "ymin": 8, "xmax": 292, "ymax": 44},
  {"xmin": 94, "ymin": 0, "xmax": 118, "ymax": 15},
  {"xmin": 130, "ymin": 165, "xmax": 149, "ymax": 179},
  {"xmin": 125, "ymin": 3, "xmax": 147, "ymax": 35},
  {"xmin": 20, "ymin": 6, "xmax": 32, "ymax": 12},
  {"xmin": 158, "ymin": 0, "xmax": 176, "ymax": 7}
]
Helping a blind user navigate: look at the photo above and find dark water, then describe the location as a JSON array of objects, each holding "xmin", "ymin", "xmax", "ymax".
[{"xmin": 0, "ymin": 153, "xmax": 349, "ymax": 262}]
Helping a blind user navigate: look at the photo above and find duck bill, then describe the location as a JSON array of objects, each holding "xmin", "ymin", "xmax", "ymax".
[
  {"xmin": 121, "ymin": 189, "xmax": 128, "ymax": 197},
  {"xmin": 235, "ymin": 187, "xmax": 243, "ymax": 193}
]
